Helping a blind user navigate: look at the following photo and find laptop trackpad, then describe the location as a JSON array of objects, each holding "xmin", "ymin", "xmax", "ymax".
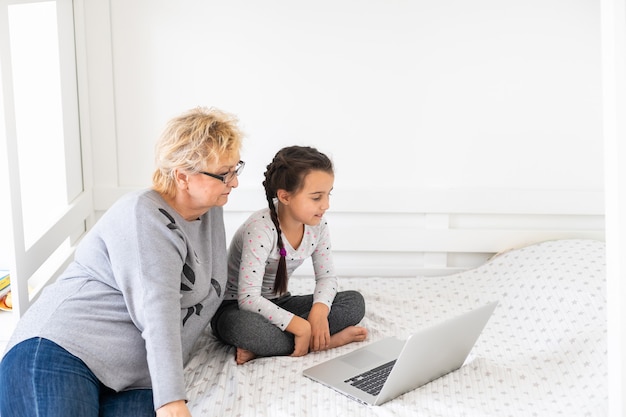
[{"xmin": 341, "ymin": 350, "xmax": 385, "ymax": 368}]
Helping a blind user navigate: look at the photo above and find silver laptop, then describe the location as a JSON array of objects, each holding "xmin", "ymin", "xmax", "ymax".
[{"xmin": 303, "ymin": 301, "xmax": 498, "ymax": 406}]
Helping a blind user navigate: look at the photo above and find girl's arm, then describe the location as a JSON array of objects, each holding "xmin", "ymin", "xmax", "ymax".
[
  {"xmin": 308, "ymin": 219, "xmax": 338, "ymax": 350},
  {"xmin": 285, "ymin": 315, "xmax": 312, "ymax": 356},
  {"xmin": 307, "ymin": 302, "xmax": 331, "ymax": 351},
  {"xmin": 236, "ymin": 219, "xmax": 295, "ymax": 330}
]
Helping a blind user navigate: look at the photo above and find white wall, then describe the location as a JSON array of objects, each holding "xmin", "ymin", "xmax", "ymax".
[
  {"xmin": 86, "ymin": 0, "xmax": 602, "ymax": 189},
  {"xmin": 601, "ymin": 0, "xmax": 626, "ymax": 413},
  {"xmin": 80, "ymin": 0, "xmax": 604, "ymax": 275}
]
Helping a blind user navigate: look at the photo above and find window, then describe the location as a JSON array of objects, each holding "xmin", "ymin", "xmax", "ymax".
[{"xmin": 0, "ymin": 0, "xmax": 90, "ymax": 318}]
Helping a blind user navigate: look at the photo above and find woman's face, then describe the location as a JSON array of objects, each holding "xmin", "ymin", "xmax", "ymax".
[{"xmin": 186, "ymin": 154, "xmax": 242, "ymax": 211}]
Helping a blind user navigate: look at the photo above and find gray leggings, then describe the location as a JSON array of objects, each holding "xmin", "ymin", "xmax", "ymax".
[{"xmin": 211, "ymin": 290, "xmax": 366, "ymax": 357}]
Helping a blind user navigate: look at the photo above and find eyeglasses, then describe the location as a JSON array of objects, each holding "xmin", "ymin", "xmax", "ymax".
[{"xmin": 200, "ymin": 160, "xmax": 245, "ymax": 184}]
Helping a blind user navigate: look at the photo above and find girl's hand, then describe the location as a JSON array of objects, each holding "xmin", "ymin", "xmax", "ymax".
[
  {"xmin": 156, "ymin": 400, "xmax": 192, "ymax": 417},
  {"xmin": 286, "ymin": 315, "xmax": 311, "ymax": 357},
  {"xmin": 308, "ymin": 303, "xmax": 331, "ymax": 351}
]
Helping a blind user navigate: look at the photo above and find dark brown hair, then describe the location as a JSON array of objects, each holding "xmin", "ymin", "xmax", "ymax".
[{"xmin": 263, "ymin": 146, "xmax": 334, "ymax": 295}]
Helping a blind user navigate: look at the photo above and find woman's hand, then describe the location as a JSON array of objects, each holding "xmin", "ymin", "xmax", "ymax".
[
  {"xmin": 156, "ymin": 400, "xmax": 192, "ymax": 417},
  {"xmin": 286, "ymin": 315, "xmax": 311, "ymax": 357},
  {"xmin": 307, "ymin": 303, "xmax": 331, "ymax": 351}
]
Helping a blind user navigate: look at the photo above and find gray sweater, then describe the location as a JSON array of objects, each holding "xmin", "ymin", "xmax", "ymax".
[{"xmin": 5, "ymin": 189, "xmax": 227, "ymax": 410}]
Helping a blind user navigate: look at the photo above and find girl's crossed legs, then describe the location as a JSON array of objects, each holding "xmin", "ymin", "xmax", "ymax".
[{"xmin": 212, "ymin": 290, "xmax": 367, "ymax": 364}]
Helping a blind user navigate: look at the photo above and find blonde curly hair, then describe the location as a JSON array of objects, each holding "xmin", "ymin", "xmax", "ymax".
[{"xmin": 152, "ymin": 107, "xmax": 244, "ymax": 198}]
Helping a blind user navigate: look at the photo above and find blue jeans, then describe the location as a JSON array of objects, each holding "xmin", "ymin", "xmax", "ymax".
[{"xmin": 0, "ymin": 338, "xmax": 155, "ymax": 417}]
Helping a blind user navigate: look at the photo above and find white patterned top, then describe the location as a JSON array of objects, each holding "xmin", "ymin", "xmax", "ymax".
[{"xmin": 223, "ymin": 207, "xmax": 338, "ymax": 330}]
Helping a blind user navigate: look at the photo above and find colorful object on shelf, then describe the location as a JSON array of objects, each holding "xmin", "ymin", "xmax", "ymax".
[
  {"xmin": 0, "ymin": 270, "xmax": 11, "ymax": 311},
  {"xmin": 0, "ymin": 290, "xmax": 11, "ymax": 311},
  {"xmin": 0, "ymin": 270, "xmax": 9, "ymax": 291}
]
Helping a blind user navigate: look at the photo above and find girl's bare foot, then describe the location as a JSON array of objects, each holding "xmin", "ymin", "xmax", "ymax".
[
  {"xmin": 329, "ymin": 326, "xmax": 368, "ymax": 349},
  {"xmin": 235, "ymin": 347, "xmax": 257, "ymax": 365}
]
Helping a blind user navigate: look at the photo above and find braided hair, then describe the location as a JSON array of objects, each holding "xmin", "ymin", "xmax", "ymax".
[{"xmin": 263, "ymin": 146, "xmax": 334, "ymax": 295}]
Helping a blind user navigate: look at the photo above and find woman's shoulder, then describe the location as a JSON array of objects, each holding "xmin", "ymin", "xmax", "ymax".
[
  {"xmin": 97, "ymin": 188, "xmax": 149, "ymax": 216},
  {"xmin": 108, "ymin": 188, "xmax": 158, "ymax": 207},
  {"xmin": 83, "ymin": 189, "xmax": 161, "ymax": 238},
  {"xmin": 99, "ymin": 189, "xmax": 179, "ymax": 227}
]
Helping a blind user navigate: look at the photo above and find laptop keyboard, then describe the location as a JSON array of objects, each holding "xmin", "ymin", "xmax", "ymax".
[{"xmin": 344, "ymin": 360, "xmax": 396, "ymax": 396}]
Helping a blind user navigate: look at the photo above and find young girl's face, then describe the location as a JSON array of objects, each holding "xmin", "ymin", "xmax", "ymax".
[{"xmin": 280, "ymin": 169, "xmax": 334, "ymax": 226}]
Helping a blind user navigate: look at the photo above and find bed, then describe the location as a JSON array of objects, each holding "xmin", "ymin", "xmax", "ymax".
[{"xmin": 183, "ymin": 239, "xmax": 607, "ymax": 416}]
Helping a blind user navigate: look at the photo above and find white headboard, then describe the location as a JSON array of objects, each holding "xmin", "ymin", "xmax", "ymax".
[
  {"xmin": 94, "ymin": 186, "xmax": 604, "ymax": 278},
  {"xmin": 222, "ymin": 187, "xmax": 605, "ymax": 277}
]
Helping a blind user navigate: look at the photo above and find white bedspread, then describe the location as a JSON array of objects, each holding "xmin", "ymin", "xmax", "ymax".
[{"xmin": 184, "ymin": 239, "xmax": 606, "ymax": 416}]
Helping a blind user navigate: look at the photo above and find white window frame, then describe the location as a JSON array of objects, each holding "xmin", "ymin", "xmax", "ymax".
[{"xmin": 0, "ymin": 0, "xmax": 93, "ymax": 322}]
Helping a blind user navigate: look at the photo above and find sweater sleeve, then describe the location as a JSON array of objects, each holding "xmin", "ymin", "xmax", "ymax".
[
  {"xmin": 107, "ymin": 201, "xmax": 189, "ymax": 409},
  {"xmin": 236, "ymin": 218, "xmax": 295, "ymax": 330},
  {"xmin": 310, "ymin": 219, "xmax": 338, "ymax": 308}
]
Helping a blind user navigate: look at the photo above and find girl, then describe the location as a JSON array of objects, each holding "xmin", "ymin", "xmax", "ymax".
[{"xmin": 212, "ymin": 145, "xmax": 367, "ymax": 364}]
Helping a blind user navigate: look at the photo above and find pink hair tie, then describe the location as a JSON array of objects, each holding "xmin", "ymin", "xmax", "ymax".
[{"xmin": 279, "ymin": 248, "xmax": 287, "ymax": 257}]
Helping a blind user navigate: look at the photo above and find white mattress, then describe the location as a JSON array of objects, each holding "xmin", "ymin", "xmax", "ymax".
[{"xmin": 184, "ymin": 239, "xmax": 606, "ymax": 416}]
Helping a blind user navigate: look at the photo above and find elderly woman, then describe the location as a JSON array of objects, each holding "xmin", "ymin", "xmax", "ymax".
[{"xmin": 0, "ymin": 107, "xmax": 245, "ymax": 417}]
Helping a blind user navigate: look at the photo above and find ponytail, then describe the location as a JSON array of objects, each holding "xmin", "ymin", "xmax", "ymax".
[{"xmin": 267, "ymin": 196, "xmax": 289, "ymax": 295}]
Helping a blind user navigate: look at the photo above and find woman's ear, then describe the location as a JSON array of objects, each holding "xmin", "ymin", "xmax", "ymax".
[
  {"xmin": 174, "ymin": 169, "xmax": 189, "ymax": 190},
  {"xmin": 276, "ymin": 189, "xmax": 290, "ymax": 204}
]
